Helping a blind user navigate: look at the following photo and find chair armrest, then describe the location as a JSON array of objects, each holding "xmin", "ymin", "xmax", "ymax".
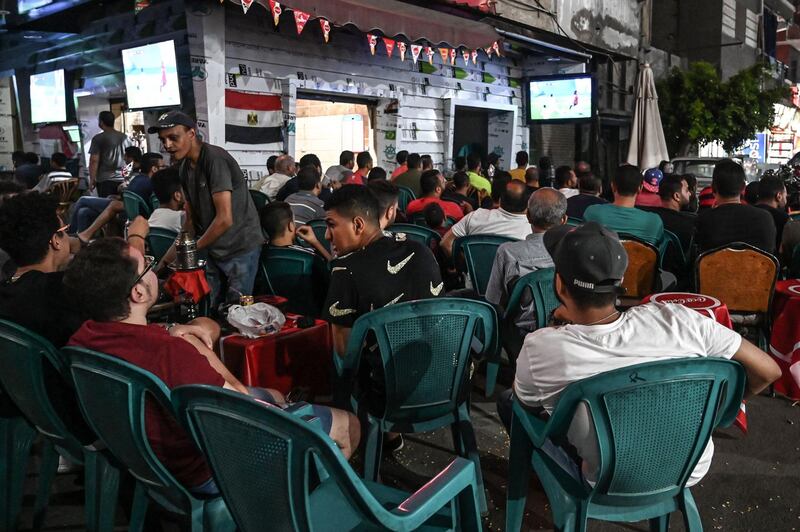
[
  {"xmin": 389, "ymin": 458, "xmax": 477, "ymax": 528},
  {"xmin": 282, "ymin": 402, "xmax": 322, "ymax": 430},
  {"xmin": 512, "ymin": 400, "xmax": 551, "ymax": 448}
]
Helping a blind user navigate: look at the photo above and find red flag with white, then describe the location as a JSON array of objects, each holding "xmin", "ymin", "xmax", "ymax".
[
  {"xmin": 241, "ymin": 0, "xmax": 254, "ymax": 13},
  {"xmin": 368, "ymin": 34, "xmax": 378, "ymax": 55},
  {"xmin": 383, "ymin": 37, "xmax": 395, "ymax": 58},
  {"xmin": 485, "ymin": 45, "xmax": 493, "ymax": 58},
  {"xmin": 492, "ymin": 41, "xmax": 501, "ymax": 56},
  {"xmin": 438, "ymin": 47, "xmax": 449, "ymax": 64},
  {"xmin": 449, "ymin": 48, "xmax": 456, "ymax": 65},
  {"xmin": 397, "ymin": 42, "xmax": 407, "ymax": 61},
  {"xmin": 471, "ymin": 50, "xmax": 478, "ymax": 65},
  {"xmin": 225, "ymin": 89, "xmax": 283, "ymax": 145},
  {"xmin": 411, "ymin": 44, "xmax": 422, "ymax": 64},
  {"xmin": 462, "ymin": 49, "xmax": 470, "ymax": 65},
  {"xmin": 293, "ymin": 9, "xmax": 310, "ymax": 35},
  {"xmin": 425, "ymin": 46, "xmax": 435, "ymax": 64},
  {"xmin": 320, "ymin": 19, "xmax": 330, "ymax": 43},
  {"xmin": 268, "ymin": 0, "xmax": 281, "ymax": 26}
]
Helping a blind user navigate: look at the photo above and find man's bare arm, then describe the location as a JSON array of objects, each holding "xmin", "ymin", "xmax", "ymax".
[
  {"xmin": 181, "ymin": 334, "xmax": 250, "ymax": 395},
  {"xmin": 731, "ymin": 337, "xmax": 781, "ymax": 399},
  {"xmin": 195, "ymin": 191, "xmax": 233, "ymax": 251},
  {"xmin": 88, "ymin": 154, "xmax": 100, "ymax": 190}
]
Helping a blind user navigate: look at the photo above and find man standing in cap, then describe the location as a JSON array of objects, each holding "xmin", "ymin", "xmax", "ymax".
[
  {"xmin": 149, "ymin": 111, "xmax": 264, "ymax": 307},
  {"xmin": 496, "ymin": 222, "xmax": 780, "ymax": 486}
]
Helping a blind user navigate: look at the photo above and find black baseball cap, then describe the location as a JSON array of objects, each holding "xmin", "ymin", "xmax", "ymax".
[
  {"xmin": 147, "ymin": 111, "xmax": 196, "ymax": 134},
  {"xmin": 544, "ymin": 222, "xmax": 628, "ymax": 294}
]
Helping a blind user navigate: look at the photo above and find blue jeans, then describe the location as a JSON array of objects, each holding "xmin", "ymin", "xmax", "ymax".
[
  {"xmin": 69, "ymin": 197, "xmax": 111, "ymax": 233},
  {"xmin": 206, "ymin": 246, "xmax": 261, "ymax": 308}
]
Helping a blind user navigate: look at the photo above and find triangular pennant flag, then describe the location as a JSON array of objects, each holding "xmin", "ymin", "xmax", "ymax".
[
  {"xmin": 462, "ymin": 49, "xmax": 470, "ymax": 66},
  {"xmin": 439, "ymin": 47, "xmax": 449, "ymax": 64},
  {"xmin": 268, "ymin": 0, "xmax": 281, "ymax": 26},
  {"xmin": 449, "ymin": 48, "xmax": 456, "ymax": 66},
  {"xmin": 383, "ymin": 37, "xmax": 395, "ymax": 58},
  {"xmin": 482, "ymin": 72, "xmax": 496, "ymax": 84},
  {"xmin": 425, "ymin": 46, "xmax": 435, "ymax": 65},
  {"xmin": 320, "ymin": 19, "xmax": 331, "ymax": 43},
  {"xmin": 453, "ymin": 67, "xmax": 469, "ymax": 80},
  {"xmin": 471, "ymin": 50, "xmax": 478, "ymax": 65},
  {"xmin": 368, "ymin": 34, "xmax": 379, "ymax": 55},
  {"xmin": 241, "ymin": 0, "xmax": 254, "ymax": 13},
  {"xmin": 134, "ymin": 0, "xmax": 150, "ymax": 14},
  {"xmin": 397, "ymin": 42, "xmax": 407, "ymax": 62},
  {"xmin": 410, "ymin": 44, "xmax": 422, "ymax": 65},
  {"xmin": 492, "ymin": 41, "xmax": 501, "ymax": 56},
  {"xmin": 293, "ymin": 9, "xmax": 310, "ymax": 35},
  {"xmin": 485, "ymin": 45, "xmax": 493, "ymax": 58}
]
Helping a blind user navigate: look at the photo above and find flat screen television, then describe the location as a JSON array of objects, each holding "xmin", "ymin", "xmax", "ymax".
[
  {"xmin": 18, "ymin": 0, "xmax": 52, "ymax": 14},
  {"xmin": 525, "ymin": 73, "xmax": 594, "ymax": 124},
  {"xmin": 30, "ymin": 69, "xmax": 67, "ymax": 124},
  {"xmin": 121, "ymin": 39, "xmax": 181, "ymax": 110}
]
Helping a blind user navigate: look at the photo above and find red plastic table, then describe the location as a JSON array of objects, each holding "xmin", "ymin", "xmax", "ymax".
[
  {"xmin": 768, "ymin": 280, "xmax": 800, "ymax": 400},
  {"xmin": 221, "ymin": 314, "xmax": 332, "ymax": 398},
  {"xmin": 641, "ymin": 292, "xmax": 732, "ymax": 328}
]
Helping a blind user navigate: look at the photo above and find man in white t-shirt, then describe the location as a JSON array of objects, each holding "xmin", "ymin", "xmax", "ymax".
[
  {"xmin": 498, "ymin": 222, "xmax": 780, "ymax": 486},
  {"xmin": 254, "ymin": 154, "xmax": 295, "ymax": 200},
  {"xmin": 441, "ymin": 180, "xmax": 531, "ymax": 256},
  {"xmin": 147, "ymin": 166, "xmax": 186, "ymax": 233}
]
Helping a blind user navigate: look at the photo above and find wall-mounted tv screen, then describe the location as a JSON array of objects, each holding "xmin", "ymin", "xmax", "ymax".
[
  {"xmin": 18, "ymin": 0, "xmax": 52, "ymax": 14},
  {"xmin": 30, "ymin": 69, "xmax": 67, "ymax": 124},
  {"xmin": 121, "ymin": 39, "xmax": 181, "ymax": 110},
  {"xmin": 526, "ymin": 74, "xmax": 594, "ymax": 124}
]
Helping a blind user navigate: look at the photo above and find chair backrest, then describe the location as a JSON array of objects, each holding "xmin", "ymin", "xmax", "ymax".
[
  {"xmin": 397, "ymin": 186, "xmax": 416, "ymax": 212},
  {"xmin": 258, "ymin": 246, "xmax": 328, "ymax": 316},
  {"xmin": 659, "ymin": 229, "xmax": 686, "ymax": 270},
  {"xmin": 619, "ymin": 236, "xmax": 659, "ymax": 299},
  {"xmin": 297, "ymin": 219, "xmax": 331, "ymax": 254},
  {"xmin": 63, "ymin": 347, "xmax": 193, "ymax": 512},
  {"xmin": 410, "ymin": 212, "xmax": 428, "ymax": 226},
  {"xmin": 172, "ymin": 385, "xmax": 409, "ymax": 532},
  {"xmin": 122, "ymin": 190, "xmax": 152, "ymax": 221},
  {"xmin": 150, "ymin": 193, "xmax": 160, "ymax": 210},
  {"xmin": 504, "ymin": 268, "xmax": 558, "ymax": 330},
  {"xmin": 696, "ymin": 243, "xmax": 778, "ymax": 313},
  {"xmin": 249, "ymin": 189, "xmax": 270, "ymax": 212},
  {"xmin": 0, "ymin": 320, "xmax": 85, "ymax": 462},
  {"xmin": 344, "ymin": 298, "xmax": 497, "ymax": 424},
  {"xmin": 453, "ymin": 235, "xmax": 517, "ymax": 297},
  {"xmin": 49, "ymin": 177, "xmax": 79, "ymax": 203},
  {"xmin": 791, "ymin": 243, "xmax": 800, "ymax": 279},
  {"xmin": 566, "ymin": 216, "xmax": 583, "ymax": 227},
  {"xmin": 147, "ymin": 228, "xmax": 178, "ymax": 263},
  {"xmin": 529, "ymin": 358, "xmax": 744, "ymax": 504},
  {"xmin": 389, "ymin": 223, "xmax": 442, "ymax": 248}
]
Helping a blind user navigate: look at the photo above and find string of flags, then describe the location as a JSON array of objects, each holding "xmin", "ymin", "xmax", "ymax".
[{"xmin": 233, "ymin": 0, "xmax": 501, "ymax": 67}]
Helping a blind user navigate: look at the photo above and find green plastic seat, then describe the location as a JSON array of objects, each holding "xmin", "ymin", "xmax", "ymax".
[
  {"xmin": 790, "ymin": 243, "xmax": 800, "ymax": 279},
  {"xmin": 339, "ymin": 297, "xmax": 498, "ymax": 514},
  {"xmin": 397, "ymin": 186, "xmax": 417, "ymax": 212},
  {"xmin": 389, "ymin": 223, "xmax": 442, "ymax": 248},
  {"xmin": 500, "ymin": 268, "xmax": 558, "ymax": 367},
  {"xmin": 566, "ymin": 216, "xmax": 583, "ymax": 227},
  {"xmin": 0, "ymin": 320, "xmax": 123, "ymax": 531},
  {"xmin": 122, "ymin": 190, "xmax": 153, "ymax": 221},
  {"xmin": 256, "ymin": 246, "xmax": 329, "ymax": 316},
  {"xmin": 297, "ymin": 218, "xmax": 332, "ymax": 254},
  {"xmin": 0, "ymin": 388, "xmax": 37, "ymax": 531},
  {"xmin": 506, "ymin": 358, "xmax": 746, "ymax": 532},
  {"xmin": 147, "ymin": 227, "xmax": 178, "ymax": 263},
  {"xmin": 249, "ymin": 189, "xmax": 270, "ymax": 212},
  {"xmin": 150, "ymin": 193, "xmax": 160, "ymax": 211},
  {"xmin": 172, "ymin": 385, "xmax": 483, "ymax": 532},
  {"xmin": 452, "ymin": 235, "xmax": 517, "ymax": 298},
  {"xmin": 63, "ymin": 347, "xmax": 235, "ymax": 532},
  {"xmin": 658, "ymin": 229, "xmax": 686, "ymax": 270}
]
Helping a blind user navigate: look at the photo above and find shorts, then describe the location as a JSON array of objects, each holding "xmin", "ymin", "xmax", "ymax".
[{"xmin": 247, "ymin": 386, "xmax": 333, "ymax": 433}]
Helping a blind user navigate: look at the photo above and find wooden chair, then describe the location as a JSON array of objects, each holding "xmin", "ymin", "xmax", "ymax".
[
  {"xmin": 618, "ymin": 236, "xmax": 659, "ymax": 307},
  {"xmin": 48, "ymin": 178, "xmax": 79, "ymax": 217}
]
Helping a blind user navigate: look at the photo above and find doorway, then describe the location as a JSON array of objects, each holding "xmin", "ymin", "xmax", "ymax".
[
  {"xmin": 449, "ymin": 102, "xmax": 516, "ymax": 172},
  {"xmin": 452, "ymin": 107, "xmax": 488, "ymax": 163}
]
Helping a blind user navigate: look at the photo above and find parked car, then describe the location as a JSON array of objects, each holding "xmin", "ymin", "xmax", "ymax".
[{"xmin": 671, "ymin": 157, "xmax": 749, "ymax": 189}]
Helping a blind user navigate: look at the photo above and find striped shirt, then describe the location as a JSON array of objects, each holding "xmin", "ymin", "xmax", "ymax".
[{"xmin": 285, "ymin": 191, "xmax": 326, "ymax": 224}]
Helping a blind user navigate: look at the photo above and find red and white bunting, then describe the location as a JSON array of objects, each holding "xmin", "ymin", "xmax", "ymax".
[
  {"xmin": 425, "ymin": 46, "xmax": 435, "ymax": 65},
  {"xmin": 320, "ymin": 19, "xmax": 331, "ymax": 43},
  {"xmin": 410, "ymin": 44, "xmax": 423, "ymax": 64},
  {"xmin": 485, "ymin": 45, "xmax": 493, "ymax": 58},
  {"xmin": 471, "ymin": 50, "xmax": 478, "ymax": 65},
  {"xmin": 268, "ymin": 0, "xmax": 281, "ymax": 26},
  {"xmin": 368, "ymin": 34, "xmax": 379, "ymax": 55},
  {"xmin": 449, "ymin": 48, "xmax": 456, "ymax": 65},
  {"xmin": 438, "ymin": 47, "xmax": 449, "ymax": 64},
  {"xmin": 462, "ymin": 49, "xmax": 470, "ymax": 65},
  {"xmin": 241, "ymin": 0, "xmax": 254, "ymax": 13},
  {"xmin": 397, "ymin": 41, "xmax": 407, "ymax": 62},
  {"xmin": 383, "ymin": 37, "xmax": 396, "ymax": 58},
  {"xmin": 293, "ymin": 9, "xmax": 310, "ymax": 34},
  {"xmin": 492, "ymin": 41, "xmax": 501, "ymax": 56}
]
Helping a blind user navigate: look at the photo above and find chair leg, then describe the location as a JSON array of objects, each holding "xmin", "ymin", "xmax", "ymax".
[
  {"xmin": 363, "ymin": 422, "xmax": 383, "ymax": 482},
  {"xmin": 127, "ymin": 482, "xmax": 149, "ymax": 532},
  {"xmin": 485, "ymin": 361, "xmax": 499, "ymax": 397},
  {"xmin": 0, "ymin": 416, "xmax": 36, "ymax": 532},
  {"xmin": 32, "ymin": 441, "xmax": 59, "ymax": 531},
  {"xmin": 83, "ymin": 451, "xmax": 120, "ymax": 532},
  {"xmin": 450, "ymin": 423, "xmax": 464, "ymax": 455},
  {"xmin": 680, "ymin": 489, "xmax": 702, "ymax": 531},
  {"xmin": 649, "ymin": 514, "xmax": 670, "ymax": 531},
  {"xmin": 505, "ymin": 414, "xmax": 533, "ymax": 532},
  {"xmin": 456, "ymin": 481, "xmax": 483, "ymax": 532},
  {"xmin": 456, "ymin": 411, "xmax": 487, "ymax": 515}
]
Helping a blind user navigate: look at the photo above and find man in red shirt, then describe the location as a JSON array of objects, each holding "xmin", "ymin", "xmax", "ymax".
[
  {"xmin": 344, "ymin": 151, "xmax": 372, "ymax": 186},
  {"xmin": 64, "ymin": 238, "xmax": 360, "ymax": 495},
  {"xmin": 405, "ymin": 170, "xmax": 464, "ymax": 221}
]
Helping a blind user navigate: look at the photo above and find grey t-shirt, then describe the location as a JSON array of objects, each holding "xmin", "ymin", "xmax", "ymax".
[
  {"xmin": 89, "ymin": 130, "xmax": 130, "ymax": 182},
  {"xmin": 180, "ymin": 143, "xmax": 263, "ymax": 261}
]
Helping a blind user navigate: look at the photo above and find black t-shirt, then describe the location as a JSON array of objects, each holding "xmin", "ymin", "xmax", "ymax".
[
  {"xmin": 566, "ymin": 193, "xmax": 607, "ymax": 219},
  {"xmin": 696, "ymin": 203, "xmax": 777, "ymax": 255},
  {"xmin": 323, "ymin": 234, "xmax": 443, "ymax": 327},
  {"xmin": 0, "ymin": 270, "xmax": 84, "ymax": 347},
  {"xmin": 755, "ymin": 204, "xmax": 789, "ymax": 250},
  {"xmin": 640, "ymin": 206, "xmax": 696, "ymax": 250}
]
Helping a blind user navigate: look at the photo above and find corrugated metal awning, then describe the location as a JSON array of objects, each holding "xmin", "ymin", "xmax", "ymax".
[
  {"xmin": 440, "ymin": 0, "xmax": 496, "ymax": 14},
  {"xmin": 233, "ymin": 0, "xmax": 499, "ymax": 49}
]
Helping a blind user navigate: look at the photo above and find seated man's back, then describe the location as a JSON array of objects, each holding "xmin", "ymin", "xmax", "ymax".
[
  {"xmin": 147, "ymin": 207, "xmax": 185, "ymax": 233},
  {"xmin": 583, "ymin": 203, "xmax": 663, "ymax": 246},
  {"xmin": 449, "ymin": 208, "xmax": 531, "ymax": 241},
  {"xmin": 696, "ymin": 203, "xmax": 776, "ymax": 254}
]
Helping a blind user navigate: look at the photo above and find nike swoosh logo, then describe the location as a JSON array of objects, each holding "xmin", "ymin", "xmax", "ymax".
[
  {"xmin": 328, "ymin": 301, "xmax": 356, "ymax": 317},
  {"xmin": 387, "ymin": 252, "xmax": 414, "ymax": 274},
  {"xmin": 430, "ymin": 281, "xmax": 444, "ymax": 296},
  {"xmin": 383, "ymin": 293, "xmax": 405, "ymax": 307},
  {"xmin": 331, "ymin": 266, "xmax": 347, "ymax": 272}
]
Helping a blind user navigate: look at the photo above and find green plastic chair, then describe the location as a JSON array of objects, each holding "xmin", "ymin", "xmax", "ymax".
[
  {"xmin": 658, "ymin": 230, "xmax": 686, "ymax": 270},
  {"xmin": 566, "ymin": 216, "xmax": 583, "ymax": 227},
  {"xmin": 397, "ymin": 186, "xmax": 416, "ymax": 212},
  {"xmin": 249, "ymin": 189, "xmax": 270, "ymax": 212},
  {"xmin": 297, "ymin": 218, "xmax": 332, "ymax": 255},
  {"xmin": 63, "ymin": 347, "xmax": 235, "ymax": 532},
  {"xmin": 0, "ymin": 389, "xmax": 37, "ymax": 531},
  {"xmin": 790, "ymin": 244, "xmax": 800, "ymax": 279},
  {"xmin": 150, "ymin": 194, "xmax": 160, "ymax": 211},
  {"xmin": 506, "ymin": 358, "xmax": 746, "ymax": 532},
  {"xmin": 147, "ymin": 227, "xmax": 178, "ymax": 263},
  {"xmin": 0, "ymin": 320, "xmax": 122, "ymax": 531},
  {"xmin": 389, "ymin": 223, "xmax": 442, "ymax": 247},
  {"xmin": 122, "ymin": 190, "xmax": 153, "ymax": 221},
  {"xmin": 172, "ymin": 385, "xmax": 483, "ymax": 532},
  {"xmin": 452, "ymin": 235, "xmax": 517, "ymax": 298},
  {"xmin": 339, "ymin": 298, "xmax": 497, "ymax": 514},
  {"xmin": 500, "ymin": 268, "xmax": 558, "ymax": 367},
  {"xmin": 257, "ymin": 246, "xmax": 329, "ymax": 316}
]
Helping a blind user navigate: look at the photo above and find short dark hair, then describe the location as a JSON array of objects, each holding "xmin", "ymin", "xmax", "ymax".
[
  {"xmin": 492, "ymin": 171, "xmax": 512, "ymax": 202},
  {"xmin": 406, "ymin": 153, "xmax": 422, "ymax": 169},
  {"xmin": 613, "ymin": 165, "xmax": 643, "ymax": 196},
  {"xmin": 758, "ymin": 175, "xmax": 785, "ymax": 201},
  {"xmin": 63, "ymin": 238, "xmax": 139, "ymax": 322},
  {"xmin": 500, "ymin": 180, "xmax": 528, "ymax": 213},
  {"xmin": 325, "ymin": 184, "xmax": 380, "ymax": 225},
  {"xmin": 658, "ymin": 174, "xmax": 685, "ymax": 201},
  {"xmin": 420, "ymin": 170, "xmax": 442, "ymax": 195},
  {"xmin": 297, "ymin": 165, "xmax": 321, "ymax": 191},
  {"xmin": 11, "ymin": 151, "xmax": 25, "ymax": 166},
  {"xmin": 423, "ymin": 202, "xmax": 445, "ymax": 228},
  {"xmin": 454, "ymin": 156, "xmax": 467, "ymax": 172},
  {"xmin": 141, "ymin": 152, "xmax": 163, "ymax": 175},
  {"xmin": 339, "ymin": 150, "xmax": 355, "ymax": 166},
  {"xmin": 98, "ymin": 111, "xmax": 115, "ymax": 128},
  {"xmin": 515, "ymin": 150, "xmax": 529, "ymax": 167},
  {"xmin": 578, "ymin": 173, "xmax": 602, "ymax": 193},
  {"xmin": 356, "ymin": 151, "xmax": 372, "ymax": 169},
  {"xmin": 0, "ymin": 180, "xmax": 24, "ymax": 198},
  {"xmin": 24, "ymin": 152, "xmax": 39, "ymax": 165},
  {"xmin": 420, "ymin": 154, "xmax": 433, "ymax": 169},
  {"xmin": 367, "ymin": 167, "xmax": 387, "ymax": 181},
  {"xmin": 744, "ymin": 181, "xmax": 760, "ymax": 205},
  {"xmin": 452, "ymin": 171, "xmax": 470, "ymax": 189},
  {"xmin": 151, "ymin": 167, "xmax": 182, "ymax": 204},
  {"xmin": 124, "ymin": 146, "xmax": 142, "ymax": 163},
  {"xmin": 260, "ymin": 201, "xmax": 293, "ymax": 241},
  {"xmin": 562, "ymin": 278, "xmax": 618, "ymax": 309},
  {"xmin": 554, "ymin": 166, "xmax": 573, "ymax": 188},
  {"xmin": 367, "ymin": 179, "xmax": 399, "ymax": 213},
  {"xmin": 467, "ymin": 153, "xmax": 482, "ymax": 171},
  {"xmin": 50, "ymin": 152, "xmax": 67, "ymax": 167},
  {"xmin": 0, "ymin": 192, "xmax": 60, "ymax": 266},
  {"xmin": 396, "ymin": 150, "xmax": 408, "ymax": 165},
  {"xmin": 267, "ymin": 155, "xmax": 278, "ymax": 172},
  {"xmin": 299, "ymin": 153, "xmax": 321, "ymax": 170},
  {"xmin": 711, "ymin": 159, "xmax": 746, "ymax": 198}
]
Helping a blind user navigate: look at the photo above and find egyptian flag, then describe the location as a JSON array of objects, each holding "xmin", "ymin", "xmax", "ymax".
[
  {"xmin": 734, "ymin": 401, "xmax": 747, "ymax": 434},
  {"xmin": 225, "ymin": 89, "xmax": 283, "ymax": 144}
]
